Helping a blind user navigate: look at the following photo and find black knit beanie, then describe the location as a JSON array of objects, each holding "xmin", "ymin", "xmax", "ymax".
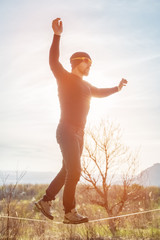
[{"xmin": 70, "ymin": 52, "xmax": 91, "ymax": 69}]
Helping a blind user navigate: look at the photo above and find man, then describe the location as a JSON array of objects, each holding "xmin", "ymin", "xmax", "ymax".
[{"xmin": 35, "ymin": 18, "xmax": 128, "ymax": 224}]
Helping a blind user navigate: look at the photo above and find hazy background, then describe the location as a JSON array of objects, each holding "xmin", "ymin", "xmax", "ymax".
[{"xmin": 0, "ymin": 0, "xmax": 160, "ymax": 174}]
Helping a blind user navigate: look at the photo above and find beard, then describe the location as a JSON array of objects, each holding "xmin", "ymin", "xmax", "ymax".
[{"xmin": 83, "ymin": 67, "xmax": 90, "ymax": 76}]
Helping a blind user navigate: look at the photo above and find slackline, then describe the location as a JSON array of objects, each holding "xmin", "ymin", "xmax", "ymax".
[{"xmin": 0, "ymin": 208, "xmax": 160, "ymax": 224}]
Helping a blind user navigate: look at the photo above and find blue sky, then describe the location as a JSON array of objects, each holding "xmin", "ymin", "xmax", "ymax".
[{"xmin": 0, "ymin": 0, "xmax": 160, "ymax": 174}]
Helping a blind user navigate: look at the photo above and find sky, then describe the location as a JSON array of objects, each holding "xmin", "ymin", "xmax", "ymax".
[{"xmin": 0, "ymin": 0, "xmax": 160, "ymax": 175}]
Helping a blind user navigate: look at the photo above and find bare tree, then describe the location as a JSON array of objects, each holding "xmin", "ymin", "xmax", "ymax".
[
  {"xmin": 0, "ymin": 170, "xmax": 26, "ymax": 240},
  {"xmin": 82, "ymin": 119, "xmax": 139, "ymax": 235}
]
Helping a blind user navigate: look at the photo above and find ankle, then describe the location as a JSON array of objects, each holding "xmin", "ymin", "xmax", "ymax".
[{"xmin": 42, "ymin": 195, "xmax": 53, "ymax": 202}]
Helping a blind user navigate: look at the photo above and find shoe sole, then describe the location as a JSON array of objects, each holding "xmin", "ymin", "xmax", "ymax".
[
  {"xmin": 63, "ymin": 218, "xmax": 88, "ymax": 224},
  {"xmin": 35, "ymin": 202, "xmax": 53, "ymax": 220}
]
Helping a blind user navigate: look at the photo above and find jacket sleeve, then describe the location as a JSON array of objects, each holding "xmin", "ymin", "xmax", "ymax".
[
  {"xmin": 49, "ymin": 34, "xmax": 67, "ymax": 81},
  {"xmin": 89, "ymin": 84, "xmax": 118, "ymax": 98}
]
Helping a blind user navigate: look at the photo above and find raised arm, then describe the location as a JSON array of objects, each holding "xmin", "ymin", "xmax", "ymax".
[
  {"xmin": 49, "ymin": 18, "xmax": 66, "ymax": 79},
  {"xmin": 90, "ymin": 78, "xmax": 128, "ymax": 98}
]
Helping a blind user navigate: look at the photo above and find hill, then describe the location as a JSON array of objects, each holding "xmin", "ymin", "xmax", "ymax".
[{"xmin": 136, "ymin": 163, "xmax": 160, "ymax": 187}]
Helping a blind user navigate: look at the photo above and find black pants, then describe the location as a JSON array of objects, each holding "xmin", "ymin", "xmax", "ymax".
[{"xmin": 43, "ymin": 123, "xmax": 84, "ymax": 213}]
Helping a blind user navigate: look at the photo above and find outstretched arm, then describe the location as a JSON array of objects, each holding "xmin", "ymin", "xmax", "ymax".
[
  {"xmin": 90, "ymin": 78, "xmax": 128, "ymax": 98},
  {"xmin": 49, "ymin": 18, "xmax": 66, "ymax": 79}
]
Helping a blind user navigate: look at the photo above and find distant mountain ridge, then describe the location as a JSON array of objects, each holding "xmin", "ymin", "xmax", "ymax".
[
  {"xmin": 136, "ymin": 163, "xmax": 160, "ymax": 187},
  {"xmin": 0, "ymin": 163, "xmax": 160, "ymax": 186}
]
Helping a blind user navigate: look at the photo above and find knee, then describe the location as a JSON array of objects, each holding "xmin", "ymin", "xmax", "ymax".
[
  {"xmin": 66, "ymin": 169, "xmax": 81, "ymax": 183},
  {"xmin": 59, "ymin": 166, "xmax": 66, "ymax": 176},
  {"xmin": 74, "ymin": 169, "xmax": 81, "ymax": 182}
]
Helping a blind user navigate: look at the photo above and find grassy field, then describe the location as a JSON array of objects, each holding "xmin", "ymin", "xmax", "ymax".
[{"xmin": 0, "ymin": 183, "xmax": 160, "ymax": 239}]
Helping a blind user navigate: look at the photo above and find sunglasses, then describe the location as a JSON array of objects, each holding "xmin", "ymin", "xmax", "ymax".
[{"xmin": 71, "ymin": 57, "xmax": 92, "ymax": 64}]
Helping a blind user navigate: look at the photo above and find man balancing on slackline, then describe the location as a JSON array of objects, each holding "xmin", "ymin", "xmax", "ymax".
[{"xmin": 35, "ymin": 18, "xmax": 128, "ymax": 224}]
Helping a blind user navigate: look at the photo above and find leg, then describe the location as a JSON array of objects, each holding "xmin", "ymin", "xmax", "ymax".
[
  {"xmin": 61, "ymin": 135, "xmax": 81, "ymax": 213},
  {"xmin": 43, "ymin": 163, "xmax": 66, "ymax": 201},
  {"xmin": 56, "ymin": 124, "xmax": 83, "ymax": 213}
]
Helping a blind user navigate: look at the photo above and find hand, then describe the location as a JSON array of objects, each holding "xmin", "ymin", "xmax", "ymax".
[
  {"xmin": 52, "ymin": 18, "xmax": 63, "ymax": 35},
  {"xmin": 118, "ymin": 78, "xmax": 128, "ymax": 91}
]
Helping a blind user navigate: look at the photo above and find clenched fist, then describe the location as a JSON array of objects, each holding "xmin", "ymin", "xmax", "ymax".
[
  {"xmin": 52, "ymin": 18, "xmax": 63, "ymax": 36},
  {"xmin": 118, "ymin": 78, "xmax": 128, "ymax": 91}
]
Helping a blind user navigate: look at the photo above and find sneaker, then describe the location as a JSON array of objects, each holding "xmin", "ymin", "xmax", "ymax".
[
  {"xmin": 63, "ymin": 208, "xmax": 88, "ymax": 224},
  {"xmin": 35, "ymin": 199, "xmax": 53, "ymax": 220}
]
